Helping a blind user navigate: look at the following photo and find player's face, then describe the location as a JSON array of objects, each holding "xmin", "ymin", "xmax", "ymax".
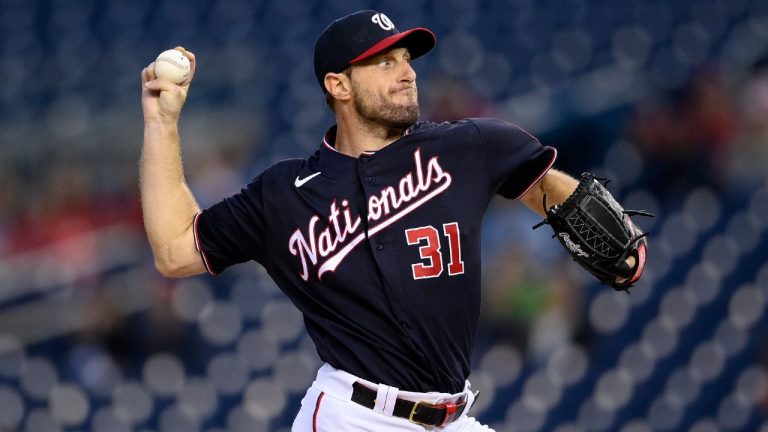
[{"xmin": 349, "ymin": 48, "xmax": 419, "ymax": 129}]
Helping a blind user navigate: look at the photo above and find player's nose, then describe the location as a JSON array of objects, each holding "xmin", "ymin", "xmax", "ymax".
[{"xmin": 399, "ymin": 61, "xmax": 417, "ymax": 83}]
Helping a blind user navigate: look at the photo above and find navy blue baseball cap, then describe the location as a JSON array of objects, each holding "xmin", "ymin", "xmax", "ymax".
[{"xmin": 314, "ymin": 10, "xmax": 436, "ymax": 91}]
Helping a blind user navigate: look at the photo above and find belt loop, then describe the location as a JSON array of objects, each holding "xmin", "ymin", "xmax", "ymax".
[
  {"xmin": 373, "ymin": 384, "xmax": 399, "ymax": 416},
  {"xmin": 462, "ymin": 380, "xmax": 477, "ymax": 414}
]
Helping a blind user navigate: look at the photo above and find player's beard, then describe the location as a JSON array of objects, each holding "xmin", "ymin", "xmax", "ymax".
[{"xmin": 351, "ymin": 80, "xmax": 419, "ymax": 134}]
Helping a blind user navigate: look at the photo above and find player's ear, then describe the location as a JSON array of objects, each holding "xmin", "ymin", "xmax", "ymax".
[{"xmin": 324, "ymin": 72, "xmax": 351, "ymax": 102}]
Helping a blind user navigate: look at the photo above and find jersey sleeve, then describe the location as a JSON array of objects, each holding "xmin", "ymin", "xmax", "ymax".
[
  {"xmin": 193, "ymin": 174, "xmax": 268, "ymax": 275},
  {"xmin": 471, "ymin": 118, "xmax": 557, "ymax": 199}
]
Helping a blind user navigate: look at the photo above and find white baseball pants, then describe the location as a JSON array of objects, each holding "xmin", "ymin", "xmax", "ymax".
[{"xmin": 292, "ymin": 363, "xmax": 494, "ymax": 431}]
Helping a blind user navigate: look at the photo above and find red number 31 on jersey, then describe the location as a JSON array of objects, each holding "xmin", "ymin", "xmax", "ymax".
[{"xmin": 405, "ymin": 222, "xmax": 465, "ymax": 279}]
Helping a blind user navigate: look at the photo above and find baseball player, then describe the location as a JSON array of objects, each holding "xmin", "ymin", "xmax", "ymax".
[{"xmin": 140, "ymin": 10, "xmax": 648, "ymax": 431}]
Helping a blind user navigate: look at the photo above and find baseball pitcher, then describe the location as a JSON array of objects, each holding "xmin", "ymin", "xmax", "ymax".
[{"xmin": 140, "ymin": 10, "xmax": 649, "ymax": 431}]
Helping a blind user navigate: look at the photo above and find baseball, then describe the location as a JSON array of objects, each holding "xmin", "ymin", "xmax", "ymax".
[{"xmin": 154, "ymin": 49, "xmax": 190, "ymax": 84}]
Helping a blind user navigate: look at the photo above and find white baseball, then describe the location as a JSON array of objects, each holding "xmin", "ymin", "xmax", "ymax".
[{"xmin": 154, "ymin": 49, "xmax": 191, "ymax": 84}]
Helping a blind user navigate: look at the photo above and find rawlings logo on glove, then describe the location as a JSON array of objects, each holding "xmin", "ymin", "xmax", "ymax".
[
  {"xmin": 558, "ymin": 233, "xmax": 590, "ymax": 258},
  {"xmin": 534, "ymin": 173, "xmax": 654, "ymax": 291}
]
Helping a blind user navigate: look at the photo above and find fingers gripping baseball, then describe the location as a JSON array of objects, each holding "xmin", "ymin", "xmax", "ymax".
[{"xmin": 141, "ymin": 47, "xmax": 196, "ymax": 122}]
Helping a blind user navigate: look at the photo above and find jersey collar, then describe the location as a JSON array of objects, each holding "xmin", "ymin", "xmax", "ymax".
[
  {"xmin": 322, "ymin": 125, "xmax": 379, "ymax": 156},
  {"xmin": 321, "ymin": 123, "xmax": 419, "ymax": 155},
  {"xmin": 315, "ymin": 123, "xmax": 421, "ymax": 178}
]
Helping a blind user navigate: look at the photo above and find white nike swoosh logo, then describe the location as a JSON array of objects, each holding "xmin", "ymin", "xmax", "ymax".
[{"xmin": 294, "ymin": 172, "xmax": 322, "ymax": 187}]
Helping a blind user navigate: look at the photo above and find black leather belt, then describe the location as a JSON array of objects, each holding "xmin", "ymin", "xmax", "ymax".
[{"xmin": 351, "ymin": 381, "xmax": 468, "ymax": 427}]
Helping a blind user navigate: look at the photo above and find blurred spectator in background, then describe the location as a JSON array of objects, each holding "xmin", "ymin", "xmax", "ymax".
[
  {"xmin": 0, "ymin": 165, "xmax": 23, "ymax": 255},
  {"xmin": 727, "ymin": 56, "xmax": 768, "ymax": 191},
  {"xmin": 11, "ymin": 163, "xmax": 99, "ymax": 271},
  {"xmin": 422, "ymin": 75, "xmax": 493, "ymax": 121},
  {"xmin": 179, "ymin": 110, "xmax": 265, "ymax": 208},
  {"xmin": 3, "ymin": 160, "xmax": 143, "ymax": 286},
  {"xmin": 482, "ymin": 245, "xmax": 586, "ymax": 365},
  {"xmin": 628, "ymin": 64, "xmax": 741, "ymax": 200}
]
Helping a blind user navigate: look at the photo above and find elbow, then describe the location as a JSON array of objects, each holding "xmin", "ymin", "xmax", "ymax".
[
  {"xmin": 146, "ymin": 224, "xmax": 205, "ymax": 278},
  {"xmin": 151, "ymin": 245, "xmax": 201, "ymax": 278},
  {"xmin": 154, "ymin": 258, "xmax": 188, "ymax": 278}
]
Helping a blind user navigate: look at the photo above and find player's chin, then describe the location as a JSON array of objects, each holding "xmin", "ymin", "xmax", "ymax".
[
  {"xmin": 393, "ymin": 89, "xmax": 417, "ymax": 103},
  {"xmin": 392, "ymin": 96, "xmax": 419, "ymax": 112},
  {"xmin": 392, "ymin": 106, "xmax": 420, "ymax": 126}
]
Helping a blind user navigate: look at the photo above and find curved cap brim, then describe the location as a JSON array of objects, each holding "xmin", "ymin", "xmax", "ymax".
[{"xmin": 349, "ymin": 28, "xmax": 436, "ymax": 65}]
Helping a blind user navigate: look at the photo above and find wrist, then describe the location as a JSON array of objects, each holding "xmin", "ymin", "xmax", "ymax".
[{"xmin": 144, "ymin": 116, "xmax": 179, "ymax": 127}]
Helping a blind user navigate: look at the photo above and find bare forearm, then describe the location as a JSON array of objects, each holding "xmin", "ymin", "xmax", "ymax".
[
  {"xmin": 139, "ymin": 48, "xmax": 206, "ymax": 277},
  {"xmin": 521, "ymin": 169, "xmax": 579, "ymax": 217},
  {"xmin": 140, "ymin": 120, "xmax": 200, "ymax": 264},
  {"xmin": 540, "ymin": 169, "xmax": 579, "ymax": 204}
]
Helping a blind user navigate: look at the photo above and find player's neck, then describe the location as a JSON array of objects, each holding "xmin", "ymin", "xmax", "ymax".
[{"xmin": 333, "ymin": 113, "xmax": 407, "ymax": 158}]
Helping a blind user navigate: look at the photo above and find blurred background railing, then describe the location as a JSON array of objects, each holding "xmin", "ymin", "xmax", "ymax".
[{"xmin": 1, "ymin": 1, "xmax": 768, "ymax": 431}]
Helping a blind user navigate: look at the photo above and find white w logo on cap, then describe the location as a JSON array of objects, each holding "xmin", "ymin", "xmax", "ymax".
[{"xmin": 371, "ymin": 13, "xmax": 394, "ymax": 31}]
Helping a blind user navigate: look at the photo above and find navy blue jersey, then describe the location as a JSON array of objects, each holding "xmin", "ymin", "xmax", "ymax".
[{"xmin": 194, "ymin": 118, "xmax": 556, "ymax": 393}]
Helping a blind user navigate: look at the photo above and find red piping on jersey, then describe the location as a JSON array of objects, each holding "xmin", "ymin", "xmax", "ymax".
[
  {"xmin": 322, "ymin": 139, "xmax": 376, "ymax": 156},
  {"xmin": 514, "ymin": 147, "xmax": 558, "ymax": 200},
  {"xmin": 313, "ymin": 392, "xmax": 325, "ymax": 432},
  {"xmin": 322, "ymin": 123, "xmax": 414, "ymax": 154},
  {"xmin": 323, "ymin": 139, "xmax": 339, "ymax": 153},
  {"xmin": 193, "ymin": 213, "xmax": 218, "ymax": 275}
]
